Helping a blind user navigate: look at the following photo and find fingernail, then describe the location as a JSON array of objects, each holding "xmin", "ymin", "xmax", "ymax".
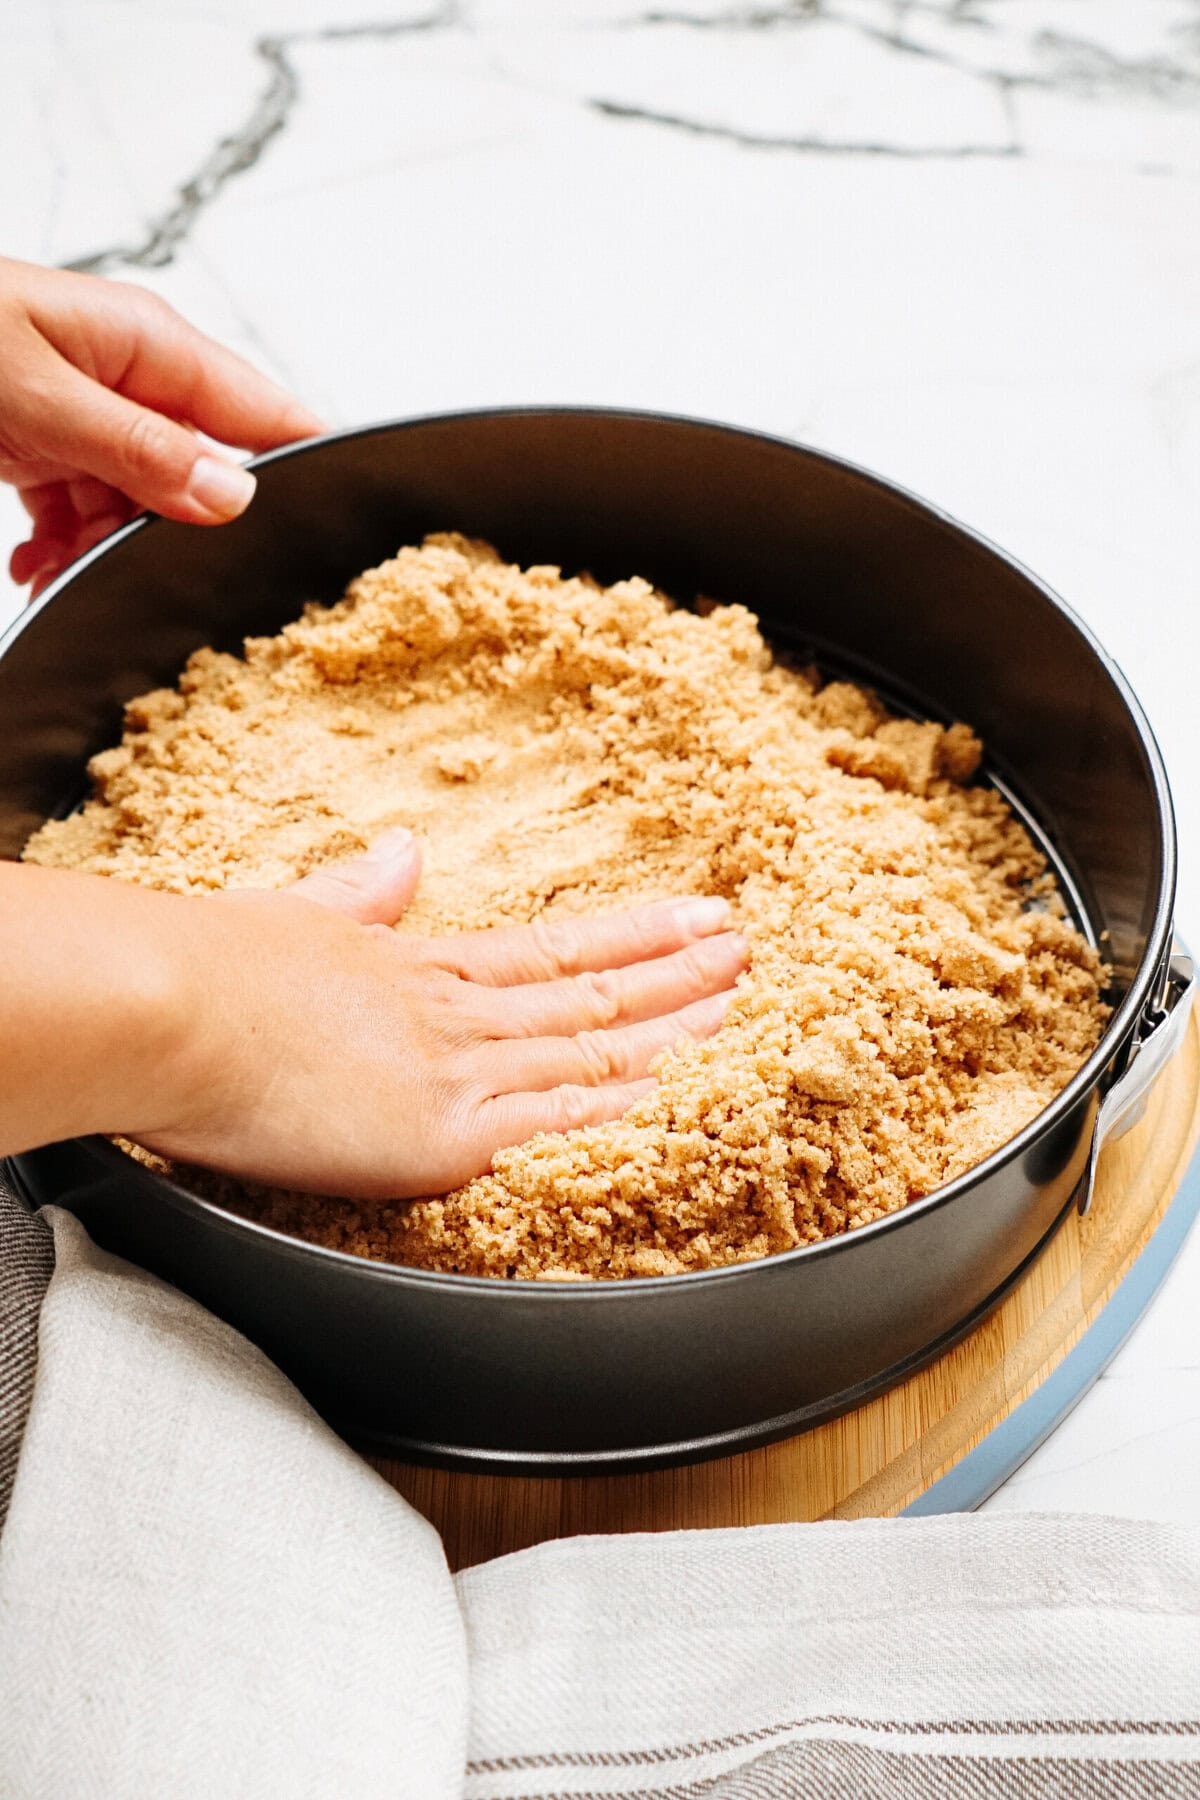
[
  {"xmin": 366, "ymin": 827, "xmax": 416, "ymax": 863},
  {"xmin": 697, "ymin": 988, "xmax": 736, "ymax": 1019},
  {"xmin": 187, "ymin": 455, "xmax": 257, "ymax": 520},
  {"xmin": 705, "ymin": 936, "xmax": 749, "ymax": 977},
  {"xmin": 673, "ymin": 896, "xmax": 731, "ymax": 935}
]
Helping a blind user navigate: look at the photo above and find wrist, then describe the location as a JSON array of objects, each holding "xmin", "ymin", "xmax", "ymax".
[
  {"xmin": 106, "ymin": 886, "xmax": 245, "ymax": 1145},
  {"xmin": 0, "ymin": 864, "xmax": 225, "ymax": 1154}
]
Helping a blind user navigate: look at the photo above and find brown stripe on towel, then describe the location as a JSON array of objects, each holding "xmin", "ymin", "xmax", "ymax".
[
  {"xmin": 469, "ymin": 1717, "xmax": 1200, "ymax": 1775},
  {"xmin": 478, "ymin": 1741, "xmax": 1200, "ymax": 1800}
]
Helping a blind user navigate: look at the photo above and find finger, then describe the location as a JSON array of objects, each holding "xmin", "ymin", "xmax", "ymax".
[
  {"xmin": 96, "ymin": 284, "xmax": 327, "ymax": 451},
  {"xmin": 9, "ymin": 484, "xmax": 76, "ymax": 590},
  {"xmin": 480, "ymin": 989, "xmax": 734, "ymax": 1095},
  {"xmin": 10, "ymin": 536, "xmax": 64, "ymax": 587},
  {"xmin": 10, "ymin": 483, "xmax": 78, "ymax": 587},
  {"xmin": 482, "ymin": 1077, "xmax": 657, "ymax": 1152},
  {"xmin": 19, "ymin": 475, "xmax": 132, "ymax": 532},
  {"xmin": 15, "ymin": 361, "xmax": 259, "ymax": 524},
  {"xmin": 10, "ymin": 533, "xmax": 79, "ymax": 589},
  {"xmin": 10, "ymin": 501, "xmax": 130, "ymax": 588},
  {"xmin": 14, "ymin": 479, "xmax": 75, "ymax": 540},
  {"xmin": 287, "ymin": 829, "xmax": 422, "ymax": 926},
  {"xmin": 443, "ymin": 895, "xmax": 734, "ymax": 987},
  {"xmin": 64, "ymin": 509, "xmax": 132, "ymax": 562},
  {"xmin": 20, "ymin": 521, "xmax": 125, "ymax": 590},
  {"xmin": 35, "ymin": 274, "xmax": 326, "ymax": 452},
  {"xmin": 29, "ymin": 556, "xmax": 70, "ymax": 599},
  {"xmin": 67, "ymin": 474, "xmax": 134, "ymax": 526},
  {"xmin": 2, "ymin": 455, "xmax": 98, "ymax": 488},
  {"xmin": 475, "ymin": 931, "xmax": 748, "ymax": 1039}
]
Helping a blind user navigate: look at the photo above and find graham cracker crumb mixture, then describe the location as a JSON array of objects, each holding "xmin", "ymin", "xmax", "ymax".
[{"xmin": 25, "ymin": 535, "xmax": 1108, "ymax": 1280}]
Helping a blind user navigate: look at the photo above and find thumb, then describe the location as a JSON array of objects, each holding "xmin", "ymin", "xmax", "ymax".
[
  {"xmin": 288, "ymin": 830, "xmax": 424, "ymax": 926},
  {"xmin": 20, "ymin": 359, "xmax": 258, "ymax": 524}
]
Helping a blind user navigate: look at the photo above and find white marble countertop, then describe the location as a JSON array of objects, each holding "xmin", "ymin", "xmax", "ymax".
[{"xmin": 3, "ymin": 0, "xmax": 1199, "ymax": 1521}]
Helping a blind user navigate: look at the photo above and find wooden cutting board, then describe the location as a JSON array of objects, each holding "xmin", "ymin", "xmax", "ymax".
[{"xmin": 373, "ymin": 1012, "xmax": 1200, "ymax": 1571}]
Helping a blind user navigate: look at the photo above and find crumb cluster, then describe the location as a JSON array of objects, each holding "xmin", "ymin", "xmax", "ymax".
[{"xmin": 25, "ymin": 535, "xmax": 1108, "ymax": 1279}]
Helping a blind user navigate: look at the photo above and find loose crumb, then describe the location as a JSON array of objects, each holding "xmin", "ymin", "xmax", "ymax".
[{"xmin": 26, "ymin": 535, "xmax": 1109, "ymax": 1279}]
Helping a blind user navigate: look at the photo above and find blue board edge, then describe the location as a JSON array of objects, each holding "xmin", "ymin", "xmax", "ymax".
[{"xmin": 903, "ymin": 1140, "xmax": 1200, "ymax": 1516}]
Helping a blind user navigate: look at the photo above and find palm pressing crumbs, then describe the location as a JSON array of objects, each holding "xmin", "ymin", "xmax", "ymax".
[{"xmin": 24, "ymin": 535, "xmax": 1108, "ymax": 1279}]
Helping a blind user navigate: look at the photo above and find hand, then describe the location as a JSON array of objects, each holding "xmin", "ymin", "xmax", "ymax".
[
  {"xmin": 0, "ymin": 256, "xmax": 323, "ymax": 597},
  {"xmin": 139, "ymin": 831, "xmax": 748, "ymax": 1198}
]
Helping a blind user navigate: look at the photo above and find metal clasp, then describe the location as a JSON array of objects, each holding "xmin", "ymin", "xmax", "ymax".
[{"xmin": 1077, "ymin": 943, "xmax": 1194, "ymax": 1216}]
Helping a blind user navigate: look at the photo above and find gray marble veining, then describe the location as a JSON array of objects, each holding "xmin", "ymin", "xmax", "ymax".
[
  {"xmin": 67, "ymin": 6, "xmax": 460, "ymax": 273},
  {"xmin": 61, "ymin": 0, "xmax": 1200, "ymax": 276}
]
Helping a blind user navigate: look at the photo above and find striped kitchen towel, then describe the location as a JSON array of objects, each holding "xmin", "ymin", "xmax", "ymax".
[
  {"xmin": 458, "ymin": 1517, "xmax": 1200, "ymax": 1798},
  {"xmin": 1, "ymin": 1182, "xmax": 1198, "ymax": 1797}
]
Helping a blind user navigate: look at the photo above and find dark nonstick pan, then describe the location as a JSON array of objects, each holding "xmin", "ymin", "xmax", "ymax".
[{"xmin": 1, "ymin": 410, "xmax": 1191, "ymax": 1472}]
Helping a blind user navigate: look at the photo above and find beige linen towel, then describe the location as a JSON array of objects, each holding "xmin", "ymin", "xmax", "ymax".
[
  {"xmin": 457, "ymin": 1520, "xmax": 1200, "ymax": 1797},
  {"xmin": 0, "ymin": 1207, "xmax": 467, "ymax": 1800},
  {"xmin": 3, "ymin": 1198, "xmax": 1200, "ymax": 1798}
]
